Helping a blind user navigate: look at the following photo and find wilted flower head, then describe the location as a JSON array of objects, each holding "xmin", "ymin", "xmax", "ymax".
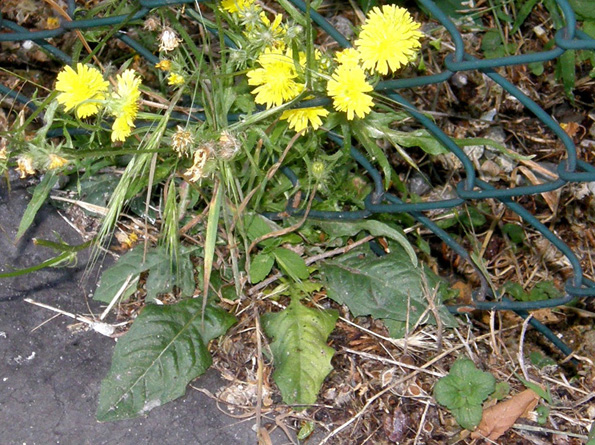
[
  {"xmin": 16, "ymin": 155, "xmax": 35, "ymax": 178},
  {"xmin": 184, "ymin": 144, "xmax": 212, "ymax": 182},
  {"xmin": 218, "ymin": 131, "xmax": 241, "ymax": 159},
  {"xmin": 172, "ymin": 126, "xmax": 194, "ymax": 157},
  {"xmin": 159, "ymin": 27, "xmax": 182, "ymax": 52},
  {"xmin": 143, "ymin": 16, "xmax": 160, "ymax": 31}
]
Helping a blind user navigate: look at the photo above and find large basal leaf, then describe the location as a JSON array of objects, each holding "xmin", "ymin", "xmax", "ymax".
[
  {"xmin": 94, "ymin": 246, "xmax": 197, "ymax": 304},
  {"xmin": 262, "ymin": 298, "xmax": 338, "ymax": 407},
  {"xmin": 313, "ymin": 219, "xmax": 417, "ymax": 266},
  {"xmin": 320, "ymin": 243, "xmax": 457, "ymax": 336},
  {"xmin": 96, "ymin": 299, "xmax": 236, "ymax": 421}
]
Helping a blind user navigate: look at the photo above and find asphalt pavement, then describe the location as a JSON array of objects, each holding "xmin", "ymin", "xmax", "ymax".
[{"xmin": 0, "ymin": 178, "xmax": 288, "ymax": 445}]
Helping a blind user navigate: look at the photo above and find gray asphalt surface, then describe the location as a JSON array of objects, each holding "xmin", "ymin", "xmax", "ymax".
[{"xmin": 0, "ymin": 179, "xmax": 288, "ymax": 445}]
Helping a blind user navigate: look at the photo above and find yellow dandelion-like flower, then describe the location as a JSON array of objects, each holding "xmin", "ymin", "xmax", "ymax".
[
  {"xmin": 47, "ymin": 154, "xmax": 69, "ymax": 170},
  {"xmin": 221, "ymin": 0, "xmax": 255, "ymax": 14},
  {"xmin": 155, "ymin": 60, "xmax": 171, "ymax": 71},
  {"xmin": 109, "ymin": 69, "xmax": 141, "ymax": 142},
  {"xmin": 168, "ymin": 73, "xmax": 185, "ymax": 86},
  {"xmin": 335, "ymin": 48, "xmax": 361, "ymax": 68},
  {"xmin": 55, "ymin": 63, "xmax": 108, "ymax": 119},
  {"xmin": 355, "ymin": 5, "xmax": 422, "ymax": 75},
  {"xmin": 16, "ymin": 156, "xmax": 35, "ymax": 178},
  {"xmin": 280, "ymin": 107, "xmax": 329, "ymax": 132},
  {"xmin": 247, "ymin": 47, "xmax": 303, "ymax": 108},
  {"xmin": 327, "ymin": 64, "xmax": 374, "ymax": 120}
]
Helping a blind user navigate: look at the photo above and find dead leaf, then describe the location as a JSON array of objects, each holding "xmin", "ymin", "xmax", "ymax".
[{"xmin": 471, "ymin": 388, "xmax": 540, "ymax": 440}]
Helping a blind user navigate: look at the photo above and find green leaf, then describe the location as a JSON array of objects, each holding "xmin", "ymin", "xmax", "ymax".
[
  {"xmin": 434, "ymin": 358, "xmax": 496, "ymax": 430},
  {"xmin": 452, "ymin": 405, "xmax": 484, "ymax": 431},
  {"xmin": 388, "ymin": 129, "xmax": 449, "ymax": 156},
  {"xmin": 492, "ymin": 381, "xmax": 510, "ymax": 400},
  {"xmin": 15, "ymin": 173, "xmax": 58, "ymax": 241},
  {"xmin": 273, "ymin": 247, "xmax": 309, "ymax": 281},
  {"xmin": 511, "ymin": 0, "xmax": 540, "ymax": 34},
  {"xmin": 529, "ymin": 351, "xmax": 557, "ymax": 369},
  {"xmin": 569, "ymin": 0, "xmax": 595, "ymax": 19},
  {"xmin": 557, "ymin": 50, "xmax": 576, "ymax": 98},
  {"xmin": 96, "ymin": 299, "xmax": 236, "ymax": 421},
  {"xmin": 529, "ymin": 281, "xmax": 562, "ymax": 301},
  {"xmin": 250, "ymin": 252, "xmax": 275, "ymax": 283},
  {"xmin": 314, "ymin": 219, "xmax": 417, "ymax": 266},
  {"xmin": 262, "ymin": 298, "xmax": 338, "ymax": 407},
  {"xmin": 144, "ymin": 248, "xmax": 196, "ymax": 303},
  {"xmin": 501, "ymin": 281, "xmax": 527, "ymax": 301},
  {"xmin": 93, "ymin": 246, "xmax": 197, "ymax": 304},
  {"xmin": 320, "ymin": 243, "xmax": 457, "ymax": 334},
  {"xmin": 502, "ymin": 223, "xmax": 525, "ymax": 244}
]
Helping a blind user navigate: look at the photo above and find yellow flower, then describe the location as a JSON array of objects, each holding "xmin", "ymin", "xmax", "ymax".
[
  {"xmin": 335, "ymin": 48, "xmax": 361, "ymax": 68},
  {"xmin": 109, "ymin": 70, "xmax": 141, "ymax": 142},
  {"xmin": 247, "ymin": 47, "xmax": 303, "ymax": 108},
  {"xmin": 168, "ymin": 73, "xmax": 185, "ymax": 86},
  {"xmin": 355, "ymin": 5, "xmax": 422, "ymax": 75},
  {"xmin": 327, "ymin": 64, "xmax": 374, "ymax": 120},
  {"xmin": 46, "ymin": 17, "xmax": 60, "ymax": 30},
  {"xmin": 280, "ymin": 107, "xmax": 329, "ymax": 132},
  {"xmin": 47, "ymin": 154, "xmax": 68, "ymax": 170},
  {"xmin": 221, "ymin": 0, "xmax": 255, "ymax": 14},
  {"xmin": 155, "ymin": 60, "xmax": 171, "ymax": 71},
  {"xmin": 55, "ymin": 63, "xmax": 108, "ymax": 118},
  {"xmin": 16, "ymin": 156, "xmax": 35, "ymax": 178}
]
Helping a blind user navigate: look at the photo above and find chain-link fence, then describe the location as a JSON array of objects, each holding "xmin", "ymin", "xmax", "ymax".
[{"xmin": 2, "ymin": 0, "xmax": 594, "ymax": 358}]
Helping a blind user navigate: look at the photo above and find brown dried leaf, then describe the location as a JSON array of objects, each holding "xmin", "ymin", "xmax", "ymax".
[{"xmin": 471, "ymin": 389, "xmax": 540, "ymax": 441}]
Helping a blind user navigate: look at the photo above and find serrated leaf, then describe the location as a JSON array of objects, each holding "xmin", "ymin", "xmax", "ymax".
[
  {"xmin": 314, "ymin": 219, "xmax": 417, "ymax": 266},
  {"xmin": 320, "ymin": 244, "xmax": 456, "ymax": 333},
  {"xmin": 16, "ymin": 173, "xmax": 59, "ymax": 241},
  {"xmin": 273, "ymin": 247, "xmax": 309, "ymax": 281},
  {"xmin": 250, "ymin": 252, "xmax": 275, "ymax": 283},
  {"xmin": 96, "ymin": 299, "xmax": 236, "ymax": 421},
  {"xmin": 262, "ymin": 298, "xmax": 338, "ymax": 407}
]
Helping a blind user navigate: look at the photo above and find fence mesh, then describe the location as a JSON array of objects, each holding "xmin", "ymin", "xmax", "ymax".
[{"xmin": 2, "ymin": 0, "xmax": 595, "ymax": 358}]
